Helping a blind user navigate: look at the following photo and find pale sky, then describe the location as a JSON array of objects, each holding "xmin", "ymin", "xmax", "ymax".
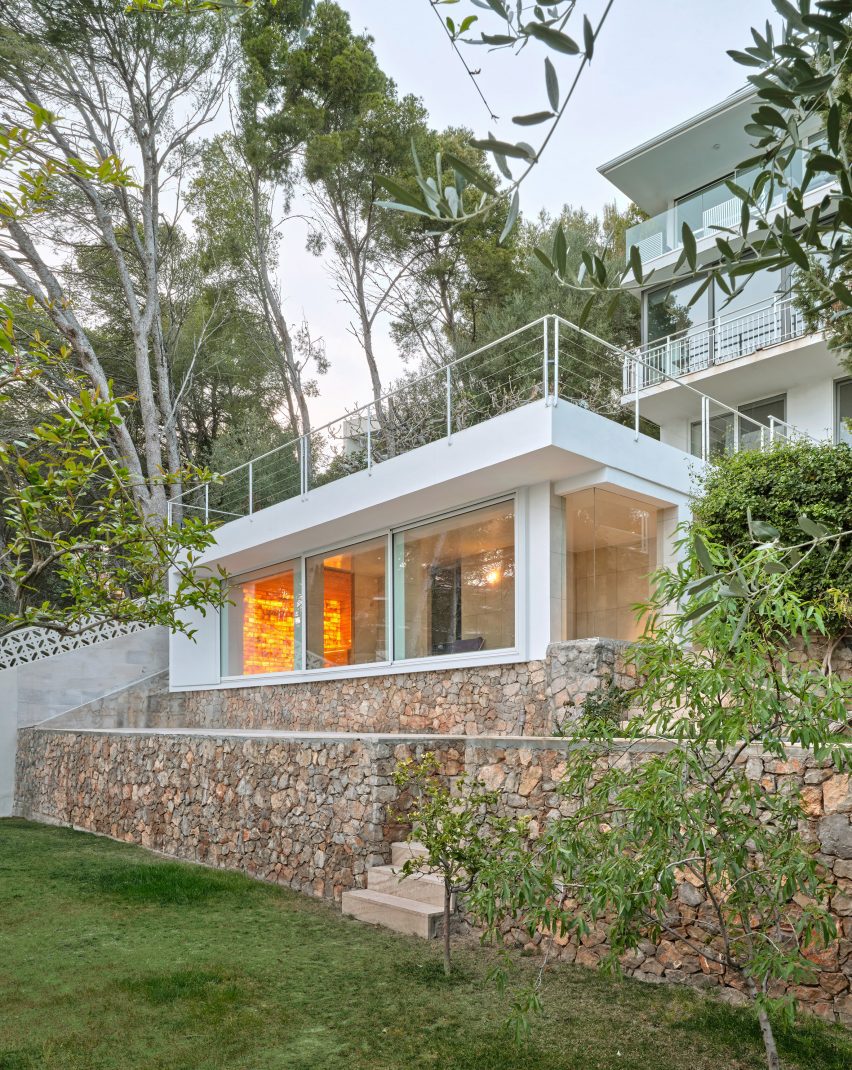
[{"xmin": 293, "ymin": 0, "xmax": 777, "ymax": 426}]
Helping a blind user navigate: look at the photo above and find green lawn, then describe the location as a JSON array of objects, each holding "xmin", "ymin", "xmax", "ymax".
[{"xmin": 0, "ymin": 819, "xmax": 849, "ymax": 1070}]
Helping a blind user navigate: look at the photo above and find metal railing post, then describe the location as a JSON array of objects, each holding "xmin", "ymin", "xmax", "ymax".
[
  {"xmin": 446, "ymin": 364, "xmax": 452, "ymax": 443},
  {"xmin": 300, "ymin": 435, "xmax": 307, "ymax": 498},
  {"xmin": 248, "ymin": 461, "xmax": 254, "ymax": 515},
  {"xmin": 769, "ymin": 416, "xmax": 776, "ymax": 445},
  {"xmin": 553, "ymin": 316, "xmax": 560, "ymax": 405},
  {"xmin": 204, "ymin": 483, "xmax": 209, "ymax": 523},
  {"xmin": 543, "ymin": 317, "xmax": 549, "ymax": 404},
  {"xmin": 701, "ymin": 395, "xmax": 709, "ymax": 463},
  {"xmin": 634, "ymin": 355, "xmax": 640, "ymax": 441},
  {"xmin": 734, "ymin": 410, "xmax": 740, "ymax": 454},
  {"xmin": 366, "ymin": 404, "xmax": 373, "ymax": 471}
]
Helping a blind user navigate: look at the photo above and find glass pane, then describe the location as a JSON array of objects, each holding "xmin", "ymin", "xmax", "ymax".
[
  {"xmin": 647, "ymin": 278, "xmax": 710, "ymax": 340},
  {"xmin": 306, "ymin": 537, "xmax": 387, "ymax": 669},
  {"xmin": 392, "ymin": 501, "xmax": 515, "ymax": 660},
  {"xmin": 739, "ymin": 394, "xmax": 786, "ymax": 450},
  {"xmin": 223, "ymin": 564, "xmax": 300, "ymax": 676},
  {"xmin": 690, "ymin": 413, "xmax": 736, "ymax": 459},
  {"xmin": 837, "ymin": 379, "xmax": 852, "ymax": 445},
  {"xmin": 714, "ymin": 266, "xmax": 780, "ymax": 320},
  {"xmin": 564, "ymin": 488, "xmax": 658, "ymax": 642}
]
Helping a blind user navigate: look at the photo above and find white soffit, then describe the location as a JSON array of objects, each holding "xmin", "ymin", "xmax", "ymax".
[{"xmin": 598, "ymin": 88, "xmax": 758, "ymax": 216}]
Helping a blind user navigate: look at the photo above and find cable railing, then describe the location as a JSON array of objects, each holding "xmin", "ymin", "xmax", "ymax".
[
  {"xmin": 171, "ymin": 314, "xmax": 816, "ymax": 525},
  {"xmin": 623, "ymin": 297, "xmax": 812, "ymax": 393}
]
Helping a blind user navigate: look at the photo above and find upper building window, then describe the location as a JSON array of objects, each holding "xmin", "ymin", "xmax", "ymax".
[
  {"xmin": 837, "ymin": 379, "xmax": 852, "ymax": 445},
  {"xmin": 305, "ymin": 537, "xmax": 388, "ymax": 669},
  {"xmin": 223, "ymin": 563, "xmax": 301, "ymax": 676},
  {"xmin": 392, "ymin": 500, "xmax": 515, "ymax": 660},
  {"xmin": 689, "ymin": 394, "xmax": 787, "ymax": 458},
  {"xmin": 646, "ymin": 278, "xmax": 711, "ymax": 345}
]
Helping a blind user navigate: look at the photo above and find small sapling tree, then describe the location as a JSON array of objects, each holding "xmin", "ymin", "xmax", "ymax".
[
  {"xmin": 473, "ymin": 523, "xmax": 852, "ymax": 1070},
  {"xmin": 393, "ymin": 752, "xmax": 528, "ymax": 977}
]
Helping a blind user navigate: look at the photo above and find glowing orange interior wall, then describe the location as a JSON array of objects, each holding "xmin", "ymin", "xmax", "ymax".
[
  {"xmin": 242, "ymin": 572, "xmax": 295, "ymax": 674},
  {"xmin": 322, "ymin": 568, "xmax": 353, "ymax": 666}
]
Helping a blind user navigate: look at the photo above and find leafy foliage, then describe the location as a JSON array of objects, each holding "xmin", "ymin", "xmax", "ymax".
[
  {"xmin": 0, "ymin": 309, "xmax": 225, "ymax": 638},
  {"xmin": 471, "ymin": 531, "xmax": 852, "ymax": 1070},
  {"xmin": 693, "ymin": 442, "xmax": 852, "ymax": 634},
  {"xmin": 375, "ymin": 0, "xmax": 611, "ymax": 243},
  {"xmin": 394, "ymin": 752, "xmax": 529, "ymax": 977}
]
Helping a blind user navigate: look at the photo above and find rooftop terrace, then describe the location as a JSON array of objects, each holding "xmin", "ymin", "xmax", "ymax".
[{"xmin": 171, "ymin": 316, "xmax": 813, "ymax": 527}]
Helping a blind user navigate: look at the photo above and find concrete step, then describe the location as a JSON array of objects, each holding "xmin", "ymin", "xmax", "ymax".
[
  {"xmin": 342, "ymin": 888, "xmax": 444, "ymax": 939},
  {"xmin": 367, "ymin": 865, "xmax": 448, "ymax": 908},
  {"xmin": 390, "ymin": 840, "xmax": 430, "ymax": 868}
]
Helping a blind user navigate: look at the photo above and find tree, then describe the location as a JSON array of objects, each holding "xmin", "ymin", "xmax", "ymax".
[
  {"xmin": 0, "ymin": 0, "xmax": 234, "ymax": 518},
  {"xmin": 393, "ymin": 752, "xmax": 528, "ymax": 978},
  {"xmin": 472, "ymin": 524, "xmax": 852, "ymax": 1070},
  {"xmin": 0, "ymin": 305, "xmax": 225, "ymax": 638},
  {"xmin": 387, "ymin": 130, "xmax": 524, "ymax": 366},
  {"xmin": 374, "ymin": 0, "xmax": 612, "ymax": 244},
  {"xmin": 693, "ymin": 441, "xmax": 852, "ymax": 640}
]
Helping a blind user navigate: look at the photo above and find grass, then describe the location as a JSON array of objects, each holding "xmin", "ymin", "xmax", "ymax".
[{"xmin": 0, "ymin": 819, "xmax": 849, "ymax": 1070}]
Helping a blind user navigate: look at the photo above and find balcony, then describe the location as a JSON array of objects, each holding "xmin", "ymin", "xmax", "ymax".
[
  {"xmin": 171, "ymin": 315, "xmax": 815, "ymax": 526},
  {"xmin": 623, "ymin": 297, "xmax": 812, "ymax": 393},
  {"xmin": 625, "ymin": 149, "xmax": 832, "ymax": 265}
]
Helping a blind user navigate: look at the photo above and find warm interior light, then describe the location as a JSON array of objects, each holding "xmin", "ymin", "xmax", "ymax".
[
  {"xmin": 242, "ymin": 572, "xmax": 295, "ymax": 674},
  {"xmin": 485, "ymin": 568, "xmax": 501, "ymax": 586},
  {"xmin": 322, "ymin": 568, "xmax": 353, "ymax": 665}
]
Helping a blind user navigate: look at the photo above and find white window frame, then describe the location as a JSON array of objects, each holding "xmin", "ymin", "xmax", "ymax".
[
  {"xmin": 217, "ymin": 491, "xmax": 525, "ymax": 686},
  {"xmin": 835, "ymin": 377, "xmax": 852, "ymax": 445}
]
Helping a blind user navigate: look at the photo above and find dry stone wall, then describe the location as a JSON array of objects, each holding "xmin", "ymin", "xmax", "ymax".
[
  {"xmin": 14, "ymin": 726, "xmax": 852, "ymax": 1024},
  {"xmin": 51, "ymin": 640, "xmax": 633, "ymax": 738}
]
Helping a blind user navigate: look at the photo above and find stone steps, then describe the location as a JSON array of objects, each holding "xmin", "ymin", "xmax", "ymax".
[
  {"xmin": 342, "ymin": 841, "xmax": 446, "ymax": 940},
  {"xmin": 390, "ymin": 840, "xmax": 430, "ymax": 867},
  {"xmin": 366, "ymin": 865, "xmax": 448, "ymax": 908}
]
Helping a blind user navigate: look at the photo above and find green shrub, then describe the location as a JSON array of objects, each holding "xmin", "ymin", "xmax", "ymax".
[{"xmin": 693, "ymin": 441, "xmax": 852, "ymax": 631}]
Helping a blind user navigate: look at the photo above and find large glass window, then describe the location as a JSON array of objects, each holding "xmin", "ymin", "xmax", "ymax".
[
  {"xmin": 564, "ymin": 489, "xmax": 659, "ymax": 642},
  {"xmin": 646, "ymin": 277, "xmax": 711, "ymax": 344},
  {"xmin": 223, "ymin": 563, "xmax": 301, "ymax": 676},
  {"xmin": 305, "ymin": 537, "xmax": 387, "ymax": 669},
  {"xmin": 392, "ymin": 500, "xmax": 515, "ymax": 660},
  {"xmin": 837, "ymin": 379, "xmax": 852, "ymax": 445}
]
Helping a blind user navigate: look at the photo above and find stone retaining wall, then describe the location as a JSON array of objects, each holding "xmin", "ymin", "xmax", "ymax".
[
  {"xmin": 14, "ymin": 726, "xmax": 851, "ymax": 1024},
  {"xmin": 53, "ymin": 640, "xmax": 634, "ymax": 737}
]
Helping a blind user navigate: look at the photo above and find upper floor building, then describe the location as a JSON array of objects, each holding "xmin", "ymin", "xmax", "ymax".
[{"xmin": 599, "ymin": 88, "xmax": 852, "ymax": 457}]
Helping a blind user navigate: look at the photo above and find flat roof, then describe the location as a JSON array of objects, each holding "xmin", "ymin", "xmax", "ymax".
[{"xmin": 598, "ymin": 88, "xmax": 758, "ymax": 215}]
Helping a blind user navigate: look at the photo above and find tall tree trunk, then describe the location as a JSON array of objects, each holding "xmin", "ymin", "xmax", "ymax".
[
  {"xmin": 152, "ymin": 321, "xmax": 183, "ymax": 523},
  {"xmin": 250, "ymin": 174, "xmax": 311, "ymax": 439}
]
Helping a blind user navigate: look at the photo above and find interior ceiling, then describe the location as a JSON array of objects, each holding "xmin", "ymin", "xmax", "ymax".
[{"xmin": 599, "ymin": 91, "xmax": 758, "ymax": 216}]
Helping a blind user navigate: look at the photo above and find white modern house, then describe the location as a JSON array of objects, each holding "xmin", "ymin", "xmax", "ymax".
[
  {"xmin": 169, "ymin": 317, "xmax": 694, "ymax": 692},
  {"xmin": 165, "ymin": 89, "xmax": 846, "ymax": 699},
  {"xmin": 600, "ymin": 87, "xmax": 850, "ymax": 457}
]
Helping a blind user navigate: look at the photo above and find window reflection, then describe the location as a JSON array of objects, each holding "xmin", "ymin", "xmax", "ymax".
[
  {"xmin": 393, "ymin": 501, "xmax": 515, "ymax": 660},
  {"xmin": 837, "ymin": 379, "xmax": 852, "ymax": 445},
  {"xmin": 305, "ymin": 537, "xmax": 387, "ymax": 669},
  {"xmin": 564, "ymin": 489, "xmax": 659, "ymax": 642}
]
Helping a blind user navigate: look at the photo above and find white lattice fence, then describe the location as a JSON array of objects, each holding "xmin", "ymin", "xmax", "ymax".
[{"xmin": 0, "ymin": 619, "xmax": 152, "ymax": 669}]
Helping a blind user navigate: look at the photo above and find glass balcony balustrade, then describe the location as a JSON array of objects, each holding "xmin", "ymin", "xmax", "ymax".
[{"xmin": 625, "ymin": 148, "xmax": 831, "ymax": 265}]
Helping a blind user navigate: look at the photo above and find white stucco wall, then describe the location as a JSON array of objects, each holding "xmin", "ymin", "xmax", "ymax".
[
  {"xmin": 170, "ymin": 401, "xmax": 695, "ymax": 694},
  {"xmin": 0, "ymin": 626, "xmax": 168, "ymax": 816}
]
